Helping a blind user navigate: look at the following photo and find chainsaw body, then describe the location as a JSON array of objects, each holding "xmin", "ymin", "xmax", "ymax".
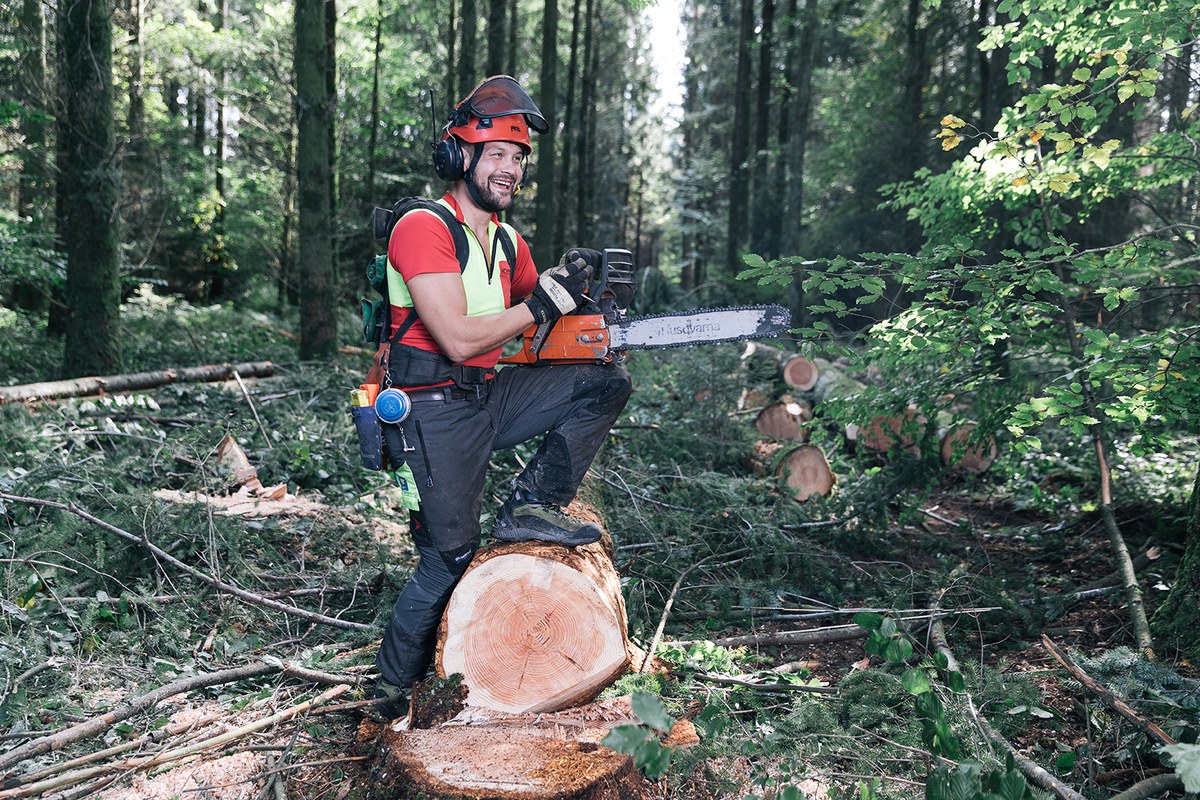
[{"xmin": 500, "ymin": 248, "xmax": 636, "ymax": 366}]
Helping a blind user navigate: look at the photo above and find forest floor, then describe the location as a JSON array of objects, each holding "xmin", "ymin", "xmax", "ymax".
[{"xmin": 1, "ymin": 300, "xmax": 1197, "ymax": 800}]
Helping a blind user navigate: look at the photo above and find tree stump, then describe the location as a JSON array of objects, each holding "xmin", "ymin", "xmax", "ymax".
[
  {"xmin": 740, "ymin": 342, "xmax": 822, "ymax": 390},
  {"xmin": 779, "ymin": 445, "xmax": 836, "ymax": 502},
  {"xmin": 436, "ymin": 536, "xmax": 630, "ymax": 714}
]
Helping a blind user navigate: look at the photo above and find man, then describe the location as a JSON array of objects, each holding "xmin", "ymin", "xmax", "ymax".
[{"xmin": 371, "ymin": 76, "xmax": 632, "ymax": 718}]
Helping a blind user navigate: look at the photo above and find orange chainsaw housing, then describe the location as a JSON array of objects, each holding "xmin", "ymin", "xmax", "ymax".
[{"xmin": 499, "ymin": 314, "xmax": 620, "ymax": 365}]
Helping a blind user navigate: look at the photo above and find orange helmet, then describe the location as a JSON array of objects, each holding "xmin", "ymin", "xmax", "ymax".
[{"xmin": 444, "ymin": 75, "xmax": 547, "ymax": 155}]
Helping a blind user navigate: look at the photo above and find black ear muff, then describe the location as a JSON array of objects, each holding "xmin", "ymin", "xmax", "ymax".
[{"xmin": 431, "ymin": 137, "xmax": 465, "ymax": 181}]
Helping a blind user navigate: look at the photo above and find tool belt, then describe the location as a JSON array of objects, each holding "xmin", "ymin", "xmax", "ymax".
[{"xmin": 385, "ymin": 344, "xmax": 494, "ymax": 391}]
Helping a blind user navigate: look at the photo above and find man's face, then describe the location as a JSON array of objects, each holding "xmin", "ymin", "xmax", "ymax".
[{"xmin": 470, "ymin": 141, "xmax": 525, "ymax": 213}]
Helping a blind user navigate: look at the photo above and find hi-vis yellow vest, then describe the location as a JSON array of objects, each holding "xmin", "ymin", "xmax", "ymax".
[{"xmin": 386, "ymin": 197, "xmax": 516, "ymax": 325}]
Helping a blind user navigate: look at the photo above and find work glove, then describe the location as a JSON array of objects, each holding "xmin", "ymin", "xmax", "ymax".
[
  {"xmin": 523, "ymin": 257, "xmax": 594, "ymax": 325},
  {"xmin": 560, "ymin": 247, "xmax": 603, "ymax": 275}
]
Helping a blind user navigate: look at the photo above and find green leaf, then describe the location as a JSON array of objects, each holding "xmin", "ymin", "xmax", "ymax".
[
  {"xmin": 947, "ymin": 671, "xmax": 966, "ymax": 693},
  {"xmin": 1072, "ymin": 67, "xmax": 1091, "ymax": 82},
  {"xmin": 884, "ymin": 637, "xmax": 913, "ymax": 663},
  {"xmin": 781, "ymin": 786, "xmax": 805, "ymax": 800},
  {"xmin": 634, "ymin": 737, "xmax": 673, "ymax": 778},
  {"xmin": 853, "ymin": 611, "xmax": 885, "ymax": 631},
  {"xmin": 902, "ymin": 668, "xmax": 932, "ymax": 695},
  {"xmin": 879, "ymin": 616, "xmax": 899, "ymax": 638},
  {"xmin": 631, "ymin": 691, "xmax": 674, "ymax": 733},
  {"xmin": 1054, "ymin": 751, "xmax": 1077, "ymax": 775},
  {"xmin": 934, "ymin": 651, "xmax": 950, "ymax": 669},
  {"xmin": 1163, "ymin": 743, "xmax": 1200, "ymax": 792},
  {"xmin": 998, "ymin": 766, "xmax": 1030, "ymax": 800},
  {"xmin": 603, "ymin": 724, "xmax": 653, "ymax": 754}
]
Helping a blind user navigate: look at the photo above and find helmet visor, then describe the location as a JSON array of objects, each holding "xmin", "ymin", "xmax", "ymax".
[{"xmin": 455, "ymin": 76, "xmax": 548, "ymax": 134}]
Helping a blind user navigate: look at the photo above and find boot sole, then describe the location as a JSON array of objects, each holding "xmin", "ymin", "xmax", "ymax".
[{"xmin": 492, "ymin": 527, "xmax": 601, "ymax": 547}]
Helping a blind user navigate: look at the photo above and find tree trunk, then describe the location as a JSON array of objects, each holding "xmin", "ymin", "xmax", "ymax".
[
  {"xmin": 534, "ymin": 0, "xmax": 559, "ymax": 269},
  {"xmin": 446, "ymin": 0, "xmax": 457, "ymax": 101},
  {"xmin": 457, "ymin": 0, "xmax": 477, "ymax": 99},
  {"xmin": 750, "ymin": 0, "xmax": 776, "ymax": 258},
  {"xmin": 506, "ymin": 0, "xmax": 518, "ymax": 75},
  {"xmin": 1151, "ymin": 468, "xmax": 1200, "ymax": 661},
  {"xmin": 209, "ymin": 0, "xmax": 229, "ymax": 300},
  {"xmin": 725, "ymin": 0, "xmax": 755, "ymax": 276},
  {"xmin": 278, "ymin": 118, "xmax": 298, "ymax": 310},
  {"xmin": 558, "ymin": 0, "xmax": 582, "ymax": 247},
  {"xmin": 60, "ymin": 0, "xmax": 121, "ymax": 378},
  {"xmin": 436, "ymin": 538, "xmax": 630, "ymax": 715},
  {"xmin": 365, "ymin": 0, "xmax": 383, "ymax": 210},
  {"xmin": 486, "ymin": 0, "xmax": 506, "ymax": 76},
  {"xmin": 0, "ymin": 362, "xmax": 277, "ymax": 404},
  {"xmin": 574, "ymin": 0, "xmax": 596, "ymax": 244},
  {"xmin": 18, "ymin": 0, "xmax": 49, "ymax": 224},
  {"xmin": 295, "ymin": 0, "xmax": 338, "ymax": 359},
  {"xmin": 782, "ymin": 0, "xmax": 817, "ymax": 321}
]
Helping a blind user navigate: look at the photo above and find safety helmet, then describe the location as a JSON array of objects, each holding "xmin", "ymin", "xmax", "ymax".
[{"xmin": 444, "ymin": 75, "xmax": 548, "ymax": 155}]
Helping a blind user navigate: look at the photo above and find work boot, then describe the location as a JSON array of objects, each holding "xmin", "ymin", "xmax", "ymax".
[
  {"xmin": 362, "ymin": 679, "xmax": 410, "ymax": 723},
  {"xmin": 492, "ymin": 488, "xmax": 603, "ymax": 546}
]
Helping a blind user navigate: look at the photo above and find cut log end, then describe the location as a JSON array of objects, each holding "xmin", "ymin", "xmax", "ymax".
[
  {"xmin": 779, "ymin": 445, "xmax": 836, "ymax": 502},
  {"xmin": 781, "ymin": 355, "xmax": 820, "ymax": 391},
  {"xmin": 754, "ymin": 401, "xmax": 812, "ymax": 442},
  {"xmin": 437, "ymin": 541, "xmax": 629, "ymax": 714},
  {"xmin": 939, "ymin": 422, "xmax": 998, "ymax": 474}
]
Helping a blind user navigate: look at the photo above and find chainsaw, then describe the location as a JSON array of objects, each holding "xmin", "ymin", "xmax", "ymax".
[{"xmin": 500, "ymin": 249, "xmax": 792, "ymax": 365}]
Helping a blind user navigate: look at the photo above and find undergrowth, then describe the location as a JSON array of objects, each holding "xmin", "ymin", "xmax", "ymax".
[{"xmin": 1, "ymin": 303, "xmax": 1197, "ymax": 798}]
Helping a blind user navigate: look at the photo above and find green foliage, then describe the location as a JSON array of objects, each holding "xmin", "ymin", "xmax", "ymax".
[
  {"xmin": 602, "ymin": 690, "xmax": 676, "ymax": 779},
  {"xmin": 925, "ymin": 756, "xmax": 1036, "ymax": 800}
]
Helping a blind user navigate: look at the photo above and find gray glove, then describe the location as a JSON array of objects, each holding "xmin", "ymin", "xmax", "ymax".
[{"xmin": 523, "ymin": 256, "xmax": 594, "ymax": 325}]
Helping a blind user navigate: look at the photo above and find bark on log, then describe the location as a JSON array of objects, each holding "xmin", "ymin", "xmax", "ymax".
[
  {"xmin": 365, "ymin": 697, "xmax": 659, "ymax": 800},
  {"xmin": 754, "ymin": 400, "xmax": 812, "ymax": 441},
  {"xmin": 0, "ymin": 361, "xmax": 276, "ymax": 403},
  {"xmin": 779, "ymin": 445, "xmax": 836, "ymax": 502},
  {"xmin": 436, "ymin": 536, "xmax": 629, "ymax": 714}
]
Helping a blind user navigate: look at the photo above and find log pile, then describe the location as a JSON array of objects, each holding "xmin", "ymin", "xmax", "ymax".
[{"xmin": 742, "ymin": 347, "xmax": 998, "ymax": 502}]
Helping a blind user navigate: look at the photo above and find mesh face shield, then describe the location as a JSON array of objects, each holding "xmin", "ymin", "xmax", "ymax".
[{"xmin": 448, "ymin": 75, "xmax": 548, "ymax": 134}]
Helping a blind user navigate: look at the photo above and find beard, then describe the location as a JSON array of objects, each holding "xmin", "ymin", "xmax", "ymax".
[{"xmin": 468, "ymin": 171, "xmax": 515, "ymax": 214}]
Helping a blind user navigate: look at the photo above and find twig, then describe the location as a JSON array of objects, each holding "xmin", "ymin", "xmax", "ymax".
[
  {"xmin": 232, "ymin": 370, "xmax": 271, "ymax": 445},
  {"xmin": 0, "ymin": 493, "xmax": 372, "ymax": 633},
  {"xmin": 675, "ymin": 624, "xmax": 868, "ymax": 648},
  {"xmin": 640, "ymin": 549, "xmax": 749, "ymax": 673},
  {"xmin": 1040, "ymin": 634, "xmax": 1176, "ymax": 746},
  {"xmin": 692, "ymin": 672, "xmax": 837, "ymax": 695}
]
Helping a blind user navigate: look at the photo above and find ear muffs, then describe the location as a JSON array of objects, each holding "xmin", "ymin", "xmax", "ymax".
[{"xmin": 431, "ymin": 136, "xmax": 465, "ymax": 181}]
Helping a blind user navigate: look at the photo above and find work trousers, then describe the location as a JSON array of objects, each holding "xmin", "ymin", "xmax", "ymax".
[{"xmin": 375, "ymin": 361, "xmax": 632, "ymax": 688}]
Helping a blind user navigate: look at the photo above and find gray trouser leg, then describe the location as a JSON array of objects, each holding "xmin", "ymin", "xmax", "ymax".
[{"xmin": 374, "ymin": 362, "xmax": 631, "ymax": 688}]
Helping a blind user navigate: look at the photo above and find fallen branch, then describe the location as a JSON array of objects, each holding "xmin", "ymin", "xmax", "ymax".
[
  {"xmin": 927, "ymin": 619, "xmax": 1086, "ymax": 800},
  {"xmin": 0, "ymin": 684, "xmax": 349, "ymax": 800},
  {"xmin": 1040, "ymin": 634, "xmax": 1176, "ymax": 746},
  {"xmin": 1106, "ymin": 773, "xmax": 1185, "ymax": 800},
  {"xmin": 0, "ymin": 493, "xmax": 371, "ymax": 633},
  {"xmin": 676, "ymin": 623, "xmax": 868, "ymax": 648},
  {"xmin": 692, "ymin": 672, "xmax": 837, "ymax": 695},
  {"xmin": 0, "ymin": 362, "xmax": 277, "ymax": 404},
  {"xmin": 0, "ymin": 662, "xmax": 277, "ymax": 776}
]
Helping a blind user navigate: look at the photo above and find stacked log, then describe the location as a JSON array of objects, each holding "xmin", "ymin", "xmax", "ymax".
[
  {"xmin": 938, "ymin": 420, "xmax": 998, "ymax": 474},
  {"xmin": 754, "ymin": 398, "xmax": 812, "ymax": 442}
]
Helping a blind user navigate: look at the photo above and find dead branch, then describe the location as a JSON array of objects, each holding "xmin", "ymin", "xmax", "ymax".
[
  {"xmin": 1040, "ymin": 634, "xmax": 1176, "ymax": 746},
  {"xmin": 0, "ymin": 493, "xmax": 372, "ymax": 633},
  {"xmin": 0, "ymin": 685, "xmax": 349, "ymax": 799},
  {"xmin": 928, "ymin": 619, "xmax": 1086, "ymax": 800},
  {"xmin": 692, "ymin": 672, "xmax": 837, "ymax": 695},
  {"xmin": 640, "ymin": 549, "xmax": 749, "ymax": 674},
  {"xmin": 0, "ymin": 362, "xmax": 277, "ymax": 404},
  {"xmin": 1106, "ymin": 773, "xmax": 1185, "ymax": 800},
  {"xmin": 0, "ymin": 662, "xmax": 278, "ymax": 777},
  {"xmin": 676, "ymin": 623, "xmax": 868, "ymax": 648}
]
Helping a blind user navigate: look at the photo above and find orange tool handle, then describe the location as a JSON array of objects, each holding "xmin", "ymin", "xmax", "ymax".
[{"xmin": 499, "ymin": 314, "xmax": 615, "ymax": 365}]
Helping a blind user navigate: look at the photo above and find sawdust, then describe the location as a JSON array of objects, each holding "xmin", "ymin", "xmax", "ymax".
[{"xmin": 93, "ymin": 750, "xmax": 269, "ymax": 800}]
